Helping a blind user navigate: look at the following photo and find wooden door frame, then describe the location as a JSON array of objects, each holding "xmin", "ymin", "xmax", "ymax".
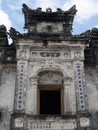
[{"xmin": 37, "ymin": 85, "xmax": 64, "ymax": 115}]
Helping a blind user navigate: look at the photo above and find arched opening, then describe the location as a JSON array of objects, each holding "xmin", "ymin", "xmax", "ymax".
[{"xmin": 37, "ymin": 71, "xmax": 64, "ymax": 115}]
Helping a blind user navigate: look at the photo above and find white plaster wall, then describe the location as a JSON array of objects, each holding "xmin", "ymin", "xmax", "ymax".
[
  {"xmin": 0, "ymin": 66, "xmax": 16, "ymax": 111},
  {"xmin": 85, "ymin": 67, "xmax": 98, "ymax": 112},
  {"xmin": 0, "ymin": 66, "xmax": 16, "ymax": 130}
]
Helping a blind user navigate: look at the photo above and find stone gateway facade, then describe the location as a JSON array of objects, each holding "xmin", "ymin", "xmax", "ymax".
[{"xmin": 0, "ymin": 4, "xmax": 98, "ymax": 130}]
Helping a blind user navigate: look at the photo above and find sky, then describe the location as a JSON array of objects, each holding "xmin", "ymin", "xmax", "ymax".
[{"xmin": 0, "ymin": 0, "xmax": 98, "ymax": 35}]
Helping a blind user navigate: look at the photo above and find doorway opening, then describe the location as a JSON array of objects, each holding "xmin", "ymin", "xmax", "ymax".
[
  {"xmin": 37, "ymin": 85, "xmax": 64, "ymax": 115},
  {"xmin": 40, "ymin": 89, "xmax": 61, "ymax": 115},
  {"xmin": 37, "ymin": 71, "xmax": 64, "ymax": 115}
]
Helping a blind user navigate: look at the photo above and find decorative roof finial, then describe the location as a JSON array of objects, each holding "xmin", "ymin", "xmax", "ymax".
[
  {"xmin": 57, "ymin": 8, "xmax": 62, "ymax": 12},
  {"xmin": 46, "ymin": 8, "xmax": 52, "ymax": 13},
  {"xmin": 22, "ymin": 3, "xmax": 32, "ymax": 12},
  {"xmin": 68, "ymin": 5, "xmax": 77, "ymax": 14},
  {"xmin": 36, "ymin": 7, "xmax": 42, "ymax": 12}
]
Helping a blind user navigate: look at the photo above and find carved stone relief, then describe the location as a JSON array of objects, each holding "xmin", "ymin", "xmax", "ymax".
[
  {"xmin": 38, "ymin": 71, "xmax": 63, "ymax": 85},
  {"xmin": 26, "ymin": 118, "xmax": 77, "ymax": 130},
  {"xmin": 30, "ymin": 76, "xmax": 38, "ymax": 85},
  {"xmin": 17, "ymin": 49, "xmax": 29, "ymax": 59},
  {"xmin": 15, "ymin": 118, "xmax": 24, "ymax": 128},
  {"xmin": 19, "ymin": 51, "xmax": 27, "ymax": 59},
  {"xmin": 36, "ymin": 22, "xmax": 63, "ymax": 34},
  {"xmin": 28, "ymin": 59, "xmax": 73, "ymax": 79},
  {"xmin": 64, "ymin": 52, "xmax": 69, "ymax": 57},
  {"xmin": 30, "ymin": 50, "xmax": 71, "ymax": 59},
  {"xmin": 27, "ymin": 121, "xmax": 76, "ymax": 130},
  {"xmin": 31, "ymin": 52, "xmax": 37, "ymax": 57},
  {"xmin": 63, "ymin": 77, "xmax": 72, "ymax": 85},
  {"xmin": 80, "ymin": 117, "xmax": 90, "ymax": 127},
  {"xmin": 74, "ymin": 51, "xmax": 81, "ymax": 58},
  {"xmin": 42, "ymin": 60, "xmax": 58, "ymax": 68}
]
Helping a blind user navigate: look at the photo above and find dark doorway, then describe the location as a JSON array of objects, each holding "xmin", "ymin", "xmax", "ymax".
[{"xmin": 40, "ymin": 90, "xmax": 61, "ymax": 115}]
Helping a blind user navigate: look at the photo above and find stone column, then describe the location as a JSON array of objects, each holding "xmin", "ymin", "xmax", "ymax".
[
  {"xmin": 0, "ymin": 64, "xmax": 2, "ymax": 85},
  {"xmin": 63, "ymin": 77, "xmax": 76, "ymax": 114},
  {"xmin": 26, "ymin": 77, "xmax": 38, "ymax": 114},
  {"xmin": 64, "ymin": 85, "xmax": 70, "ymax": 114},
  {"xmin": 63, "ymin": 77, "xmax": 72, "ymax": 114}
]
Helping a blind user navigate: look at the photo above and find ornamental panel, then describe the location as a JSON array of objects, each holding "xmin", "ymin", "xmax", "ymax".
[
  {"xmin": 75, "ymin": 64, "xmax": 86, "ymax": 110},
  {"xmin": 30, "ymin": 50, "xmax": 71, "ymax": 59},
  {"xmin": 26, "ymin": 119, "xmax": 77, "ymax": 130},
  {"xmin": 17, "ymin": 63, "xmax": 25, "ymax": 110}
]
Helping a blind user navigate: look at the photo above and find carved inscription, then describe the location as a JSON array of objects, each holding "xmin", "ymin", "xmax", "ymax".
[
  {"xmin": 40, "ymin": 52, "xmax": 60, "ymax": 57},
  {"xmin": 31, "ymin": 50, "xmax": 70, "ymax": 58},
  {"xmin": 17, "ymin": 63, "xmax": 25, "ymax": 110},
  {"xmin": 75, "ymin": 64, "xmax": 85, "ymax": 110}
]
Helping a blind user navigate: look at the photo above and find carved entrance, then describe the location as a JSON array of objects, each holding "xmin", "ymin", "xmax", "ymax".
[{"xmin": 37, "ymin": 71, "xmax": 64, "ymax": 115}]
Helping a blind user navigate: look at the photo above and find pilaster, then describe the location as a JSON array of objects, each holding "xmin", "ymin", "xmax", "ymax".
[{"xmin": 26, "ymin": 77, "xmax": 38, "ymax": 114}]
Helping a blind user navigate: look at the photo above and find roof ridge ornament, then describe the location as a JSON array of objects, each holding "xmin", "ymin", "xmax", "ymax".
[
  {"xmin": 57, "ymin": 8, "xmax": 63, "ymax": 13},
  {"xmin": 36, "ymin": 7, "xmax": 42, "ymax": 12},
  {"xmin": 46, "ymin": 7, "xmax": 52, "ymax": 13},
  {"xmin": 22, "ymin": 3, "xmax": 77, "ymax": 14},
  {"xmin": 21, "ymin": 4, "xmax": 77, "ymax": 40},
  {"xmin": 22, "ymin": 3, "xmax": 32, "ymax": 12},
  {"xmin": 67, "ymin": 5, "xmax": 77, "ymax": 14}
]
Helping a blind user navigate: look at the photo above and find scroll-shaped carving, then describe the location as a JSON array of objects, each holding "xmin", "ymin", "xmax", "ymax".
[
  {"xmin": 63, "ymin": 77, "xmax": 72, "ymax": 85},
  {"xmin": 22, "ymin": 4, "xmax": 32, "ymax": 12},
  {"xmin": 67, "ymin": 5, "xmax": 77, "ymax": 14},
  {"xmin": 8, "ymin": 27, "xmax": 21, "ymax": 39}
]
